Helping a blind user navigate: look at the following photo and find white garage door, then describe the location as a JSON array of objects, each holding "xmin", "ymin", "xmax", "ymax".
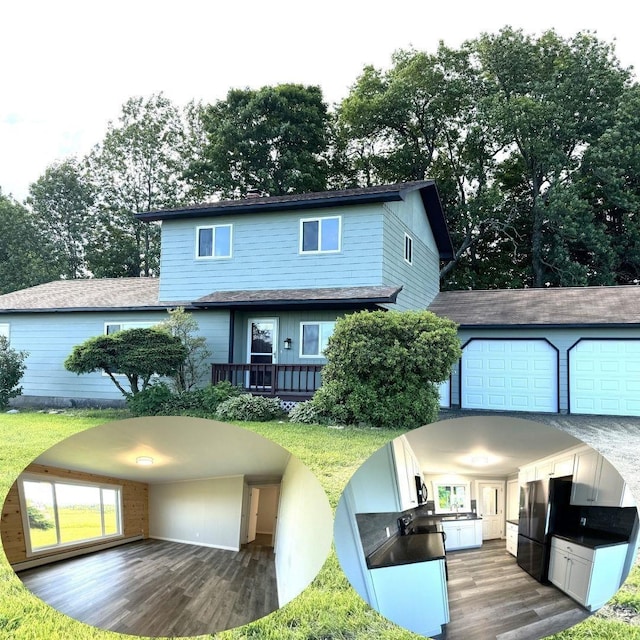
[
  {"xmin": 461, "ymin": 340, "xmax": 558, "ymax": 412},
  {"xmin": 569, "ymin": 340, "xmax": 640, "ymax": 416}
]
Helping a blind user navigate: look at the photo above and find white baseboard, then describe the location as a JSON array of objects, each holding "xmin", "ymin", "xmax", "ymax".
[
  {"xmin": 14, "ymin": 535, "xmax": 143, "ymax": 571},
  {"xmin": 149, "ymin": 536, "xmax": 239, "ymax": 552}
]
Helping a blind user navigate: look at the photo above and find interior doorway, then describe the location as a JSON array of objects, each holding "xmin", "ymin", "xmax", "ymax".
[
  {"xmin": 242, "ymin": 484, "xmax": 280, "ymax": 547},
  {"xmin": 477, "ymin": 481, "xmax": 505, "ymax": 540}
]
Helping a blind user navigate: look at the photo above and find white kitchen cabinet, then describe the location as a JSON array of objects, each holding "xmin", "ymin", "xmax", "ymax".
[
  {"xmin": 369, "ymin": 559, "xmax": 449, "ymax": 637},
  {"xmin": 534, "ymin": 451, "xmax": 575, "ymax": 480},
  {"xmin": 392, "ymin": 436, "xmax": 423, "ymax": 511},
  {"xmin": 442, "ymin": 519, "xmax": 482, "ymax": 551},
  {"xmin": 548, "ymin": 536, "xmax": 628, "ymax": 611},
  {"xmin": 570, "ymin": 447, "xmax": 633, "ymax": 508},
  {"xmin": 505, "ymin": 522, "xmax": 518, "ymax": 556}
]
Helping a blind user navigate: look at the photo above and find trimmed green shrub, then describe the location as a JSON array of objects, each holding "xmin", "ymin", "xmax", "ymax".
[
  {"xmin": 215, "ymin": 394, "xmax": 284, "ymax": 422},
  {"xmin": 126, "ymin": 382, "xmax": 173, "ymax": 416},
  {"xmin": 288, "ymin": 400, "xmax": 323, "ymax": 424},
  {"xmin": 126, "ymin": 381, "xmax": 243, "ymax": 416},
  {"xmin": 0, "ymin": 335, "xmax": 28, "ymax": 409},
  {"xmin": 311, "ymin": 310, "xmax": 461, "ymax": 429}
]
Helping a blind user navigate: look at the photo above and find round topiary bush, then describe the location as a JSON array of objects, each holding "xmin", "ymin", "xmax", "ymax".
[{"xmin": 215, "ymin": 394, "xmax": 284, "ymax": 422}]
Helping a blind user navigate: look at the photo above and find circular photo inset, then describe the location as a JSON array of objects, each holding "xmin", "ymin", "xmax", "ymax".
[
  {"xmin": 1, "ymin": 416, "xmax": 333, "ymax": 637},
  {"xmin": 334, "ymin": 416, "xmax": 639, "ymax": 639}
]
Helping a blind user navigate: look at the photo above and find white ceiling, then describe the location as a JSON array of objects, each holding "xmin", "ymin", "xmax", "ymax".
[
  {"xmin": 29, "ymin": 417, "xmax": 291, "ymax": 484},
  {"xmin": 405, "ymin": 416, "xmax": 582, "ymax": 477}
]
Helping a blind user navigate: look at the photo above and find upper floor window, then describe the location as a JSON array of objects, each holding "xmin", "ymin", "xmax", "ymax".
[
  {"xmin": 300, "ymin": 216, "xmax": 341, "ymax": 253},
  {"xmin": 300, "ymin": 321, "xmax": 336, "ymax": 357},
  {"xmin": 404, "ymin": 233, "xmax": 413, "ymax": 265},
  {"xmin": 19, "ymin": 474, "xmax": 123, "ymax": 556},
  {"xmin": 196, "ymin": 225, "xmax": 232, "ymax": 259}
]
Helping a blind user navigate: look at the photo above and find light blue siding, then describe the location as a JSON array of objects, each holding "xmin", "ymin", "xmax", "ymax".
[
  {"xmin": 381, "ymin": 192, "xmax": 440, "ymax": 310},
  {"xmin": 450, "ymin": 327, "xmax": 640, "ymax": 413},
  {"xmin": 158, "ymin": 205, "xmax": 386, "ymax": 302},
  {"xmin": 6, "ymin": 310, "xmax": 230, "ymax": 405}
]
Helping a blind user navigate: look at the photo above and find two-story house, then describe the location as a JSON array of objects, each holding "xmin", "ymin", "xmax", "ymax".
[{"xmin": 0, "ymin": 181, "xmax": 453, "ymax": 407}]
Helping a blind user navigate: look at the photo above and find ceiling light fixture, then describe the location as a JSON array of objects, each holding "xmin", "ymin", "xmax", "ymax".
[
  {"xmin": 470, "ymin": 455, "xmax": 489, "ymax": 466},
  {"xmin": 136, "ymin": 456, "xmax": 154, "ymax": 466}
]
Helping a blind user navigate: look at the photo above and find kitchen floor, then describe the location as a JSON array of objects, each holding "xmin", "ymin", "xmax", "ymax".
[
  {"xmin": 18, "ymin": 538, "xmax": 279, "ymax": 636},
  {"xmin": 434, "ymin": 539, "xmax": 590, "ymax": 640}
]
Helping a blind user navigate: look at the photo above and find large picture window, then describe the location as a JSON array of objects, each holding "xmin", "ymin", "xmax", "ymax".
[
  {"xmin": 196, "ymin": 225, "xmax": 232, "ymax": 259},
  {"xmin": 300, "ymin": 217, "xmax": 341, "ymax": 253},
  {"xmin": 300, "ymin": 321, "xmax": 336, "ymax": 357},
  {"xmin": 20, "ymin": 476, "xmax": 123, "ymax": 555}
]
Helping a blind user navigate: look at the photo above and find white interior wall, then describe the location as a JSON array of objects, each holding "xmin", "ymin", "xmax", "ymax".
[
  {"xmin": 148, "ymin": 475, "xmax": 244, "ymax": 551},
  {"xmin": 274, "ymin": 456, "xmax": 333, "ymax": 607}
]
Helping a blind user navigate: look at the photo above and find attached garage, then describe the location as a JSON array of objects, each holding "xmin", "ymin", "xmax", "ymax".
[
  {"xmin": 569, "ymin": 339, "xmax": 640, "ymax": 416},
  {"xmin": 461, "ymin": 339, "xmax": 559, "ymax": 412},
  {"xmin": 428, "ymin": 286, "xmax": 640, "ymax": 416}
]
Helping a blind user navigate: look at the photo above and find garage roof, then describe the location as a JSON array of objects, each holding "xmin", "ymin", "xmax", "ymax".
[{"xmin": 428, "ymin": 286, "xmax": 640, "ymax": 328}]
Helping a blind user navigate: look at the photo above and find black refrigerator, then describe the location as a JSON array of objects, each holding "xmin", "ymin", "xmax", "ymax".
[{"xmin": 517, "ymin": 475, "xmax": 573, "ymax": 583}]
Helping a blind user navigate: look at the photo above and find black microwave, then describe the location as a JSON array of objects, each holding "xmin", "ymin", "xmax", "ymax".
[{"xmin": 415, "ymin": 475, "xmax": 428, "ymax": 504}]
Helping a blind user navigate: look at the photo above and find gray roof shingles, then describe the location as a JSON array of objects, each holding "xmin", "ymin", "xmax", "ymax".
[
  {"xmin": 428, "ymin": 286, "xmax": 640, "ymax": 327},
  {"xmin": 0, "ymin": 279, "xmax": 401, "ymax": 312}
]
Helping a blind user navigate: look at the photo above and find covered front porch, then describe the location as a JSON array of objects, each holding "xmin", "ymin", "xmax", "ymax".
[{"xmin": 211, "ymin": 363, "xmax": 323, "ymax": 400}]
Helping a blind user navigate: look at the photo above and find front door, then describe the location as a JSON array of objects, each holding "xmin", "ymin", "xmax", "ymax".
[{"xmin": 247, "ymin": 319, "xmax": 278, "ymax": 389}]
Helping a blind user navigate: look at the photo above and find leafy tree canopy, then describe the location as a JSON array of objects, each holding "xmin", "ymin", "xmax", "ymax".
[
  {"xmin": 64, "ymin": 328, "xmax": 188, "ymax": 396},
  {"xmin": 190, "ymin": 84, "xmax": 330, "ymax": 198}
]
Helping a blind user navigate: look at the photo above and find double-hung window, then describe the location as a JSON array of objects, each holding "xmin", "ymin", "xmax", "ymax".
[
  {"xmin": 196, "ymin": 224, "xmax": 232, "ymax": 259},
  {"xmin": 19, "ymin": 475, "xmax": 123, "ymax": 555},
  {"xmin": 300, "ymin": 321, "xmax": 336, "ymax": 358},
  {"xmin": 300, "ymin": 216, "xmax": 341, "ymax": 253}
]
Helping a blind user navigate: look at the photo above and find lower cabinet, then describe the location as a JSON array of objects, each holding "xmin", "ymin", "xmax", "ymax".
[
  {"xmin": 369, "ymin": 559, "xmax": 449, "ymax": 637},
  {"xmin": 442, "ymin": 519, "xmax": 482, "ymax": 550},
  {"xmin": 506, "ymin": 522, "xmax": 518, "ymax": 556},
  {"xmin": 548, "ymin": 536, "xmax": 628, "ymax": 611}
]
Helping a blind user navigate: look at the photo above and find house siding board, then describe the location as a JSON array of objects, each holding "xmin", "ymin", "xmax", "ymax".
[
  {"xmin": 8, "ymin": 310, "xmax": 230, "ymax": 403},
  {"xmin": 158, "ymin": 206, "xmax": 385, "ymax": 303},
  {"xmin": 381, "ymin": 193, "xmax": 440, "ymax": 311},
  {"xmin": 451, "ymin": 327, "xmax": 640, "ymax": 413}
]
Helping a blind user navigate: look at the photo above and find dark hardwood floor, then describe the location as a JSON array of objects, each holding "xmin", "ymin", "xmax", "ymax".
[
  {"xmin": 18, "ymin": 538, "xmax": 279, "ymax": 636},
  {"xmin": 434, "ymin": 539, "xmax": 591, "ymax": 640}
]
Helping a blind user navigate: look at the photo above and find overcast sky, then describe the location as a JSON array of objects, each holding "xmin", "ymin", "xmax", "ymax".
[{"xmin": 2, "ymin": 0, "xmax": 638, "ymax": 202}]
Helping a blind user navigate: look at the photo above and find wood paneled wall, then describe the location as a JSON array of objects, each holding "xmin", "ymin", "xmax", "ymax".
[{"xmin": 1, "ymin": 463, "xmax": 149, "ymax": 565}]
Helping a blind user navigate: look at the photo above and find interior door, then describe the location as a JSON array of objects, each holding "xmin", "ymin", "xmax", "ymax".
[
  {"xmin": 247, "ymin": 319, "xmax": 278, "ymax": 388},
  {"xmin": 247, "ymin": 487, "xmax": 260, "ymax": 543},
  {"xmin": 478, "ymin": 482, "xmax": 504, "ymax": 540}
]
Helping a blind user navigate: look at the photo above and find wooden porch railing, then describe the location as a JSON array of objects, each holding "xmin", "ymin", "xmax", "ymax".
[{"xmin": 211, "ymin": 363, "xmax": 324, "ymax": 397}]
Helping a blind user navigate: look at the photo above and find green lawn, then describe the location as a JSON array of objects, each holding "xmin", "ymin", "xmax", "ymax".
[{"xmin": 0, "ymin": 410, "xmax": 638, "ymax": 640}]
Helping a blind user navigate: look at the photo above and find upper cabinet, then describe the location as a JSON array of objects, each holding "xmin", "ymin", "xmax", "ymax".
[
  {"xmin": 570, "ymin": 446, "xmax": 634, "ymax": 508},
  {"xmin": 392, "ymin": 436, "xmax": 423, "ymax": 511},
  {"xmin": 519, "ymin": 447, "xmax": 577, "ymax": 486}
]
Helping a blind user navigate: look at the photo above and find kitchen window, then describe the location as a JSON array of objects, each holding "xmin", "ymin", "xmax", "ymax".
[
  {"xmin": 19, "ymin": 475, "xmax": 123, "ymax": 556},
  {"xmin": 196, "ymin": 224, "xmax": 232, "ymax": 259},
  {"xmin": 404, "ymin": 233, "xmax": 413, "ymax": 265},
  {"xmin": 300, "ymin": 321, "xmax": 336, "ymax": 357},
  {"xmin": 434, "ymin": 482, "xmax": 470, "ymax": 513},
  {"xmin": 300, "ymin": 216, "xmax": 341, "ymax": 253}
]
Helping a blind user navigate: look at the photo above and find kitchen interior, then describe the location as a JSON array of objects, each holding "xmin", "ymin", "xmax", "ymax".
[{"xmin": 334, "ymin": 416, "xmax": 640, "ymax": 640}]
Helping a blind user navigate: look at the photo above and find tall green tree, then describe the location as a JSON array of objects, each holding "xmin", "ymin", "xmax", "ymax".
[
  {"xmin": 27, "ymin": 158, "xmax": 94, "ymax": 279},
  {"xmin": 472, "ymin": 27, "xmax": 630, "ymax": 286},
  {"xmin": 189, "ymin": 84, "xmax": 330, "ymax": 198},
  {"xmin": 0, "ymin": 190, "xmax": 62, "ymax": 294},
  {"xmin": 86, "ymin": 93, "xmax": 189, "ymax": 277},
  {"xmin": 578, "ymin": 84, "xmax": 640, "ymax": 284}
]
